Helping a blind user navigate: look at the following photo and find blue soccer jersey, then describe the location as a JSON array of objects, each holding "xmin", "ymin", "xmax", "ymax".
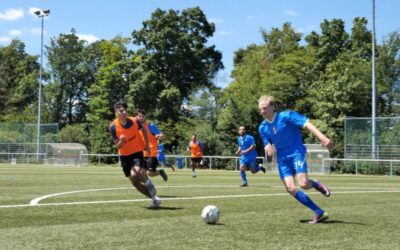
[
  {"xmin": 157, "ymin": 143, "xmax": 166, "ymax": 162},
  {"xmin": 238, "ymin": 134, "xmax": 257, "ymax": 160},
  {"xmin": 258, "ymin": 110, "xmax": 308, "ymax": 158}
]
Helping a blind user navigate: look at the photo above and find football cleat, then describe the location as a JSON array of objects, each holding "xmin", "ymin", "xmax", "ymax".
[
  {"xmin": 150, "ymin": 196, "xmax": 161, "ymax": 208},
  {"xmin": 160, "ymin": 169, "xmax": 168, "ymax": 182},
  {"xmin": 308, "ymin": 212, "xmax": 329, "ymax": 225},
  {"xmin": 315, "ymin": 180, "xmax": 331, "ymax": 197}
]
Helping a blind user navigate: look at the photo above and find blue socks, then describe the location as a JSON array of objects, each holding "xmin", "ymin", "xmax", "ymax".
[
  {"xmin": 240, "ymin": 171, "xmax": 247, "ymax": 184},
  {"xmin": 311, "ymin": 180, "xmax": 319, "ymax": 189},
  {"xmin": 294, "ymin": 190, "xmax": 324, "ymax": 215},
  {"xmin": 253, "ymin": 165, "xmax": 261, "ymax": 173}
]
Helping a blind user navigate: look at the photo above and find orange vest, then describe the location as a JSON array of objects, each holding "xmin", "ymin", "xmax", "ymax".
[
  {"xmin": 111, "ymin": 117, "xmax": 145, "ymax": 156},
  {"xmin": 141, "ymin": 122, "xmax": 158, "ymax": 158},
  {"xmin": 189, "ymin": 141, "xmax": 203, "ymax": 158}
]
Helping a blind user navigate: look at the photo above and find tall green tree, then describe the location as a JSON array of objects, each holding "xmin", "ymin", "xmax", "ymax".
[
  {"xmin": 0, "ymin": 39, "xmax": 40, "ymax": 122},
  {"xmin": 376, "ymin": 31, "xmax": 400, "ymax": 115},
  {"xmin": 309, "ymin": 19, "xmax": 350, "ymax": 72},
  {"xmin": 46, "ymin": 29, "xmax": 95, "ymax": 126},
  {"xmin": 87, "ymin": 36, "xmax": 133, "ymax": 155},
  {"xmin": 261, "ymin": 22, "xmax": 302, "ymax": 61},
  {"xmin": 130, "ymin": 7, "xmax": 223, "ymax": 121}
]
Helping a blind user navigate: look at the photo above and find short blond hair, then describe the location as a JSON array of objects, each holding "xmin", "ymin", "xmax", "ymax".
[{"xmin": 258, "ymin": 95, "xmax": 275, "ymax": 105}]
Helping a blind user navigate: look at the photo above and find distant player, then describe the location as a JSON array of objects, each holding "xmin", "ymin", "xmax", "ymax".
[
  {"xmin": 236, "ymin": 126, "xmax": 266, "ymax": 187},
  {"xmin": 109, "ymin": 101, "xmax": 160, "ymax": 208},
  {"xmin": 187, "ymin": 134, "xmax": 203, "ymax": 178},
  {"xmin": 137, "ymin": 110, "xmax": 171, "ymax": 182},
  {"xmin": 258, "ymin": 95, "xmax": 333, "ymax": 224},
  {"xmin": 157, "ymin": 134, "xmax": 175, "ymax": 171}
]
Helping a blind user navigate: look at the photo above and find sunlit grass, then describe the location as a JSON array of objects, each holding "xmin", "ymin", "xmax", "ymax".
[{"xmin": 1, "ymin": 165, "xmax": 399, "ymax": 249}]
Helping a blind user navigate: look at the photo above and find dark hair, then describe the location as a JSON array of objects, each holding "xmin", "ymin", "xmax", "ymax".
[
  {"xmin": 114, "ymin": 101, "xmax": 127, "ymax": 111},
  {"xmin": 137, "ymin": 109, "xmax": 146, "ymax": 115}
]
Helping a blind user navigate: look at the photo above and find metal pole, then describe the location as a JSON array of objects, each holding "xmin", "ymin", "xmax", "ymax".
[
  {"xmin": 372, "ymin": 0, "xmax": 377, "ymax": 158},
  {"xmin": 36, "ymin": 15, "xmax": 44, "ymax": 162}
]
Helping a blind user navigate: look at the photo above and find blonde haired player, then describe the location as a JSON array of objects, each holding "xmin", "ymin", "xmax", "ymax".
[{"xmin": 258, "ymin": 95, "xmax": 333, "ymax": 224}]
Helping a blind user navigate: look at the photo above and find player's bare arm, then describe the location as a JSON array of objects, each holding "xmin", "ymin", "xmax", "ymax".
[{"xmin": 304, "ymin": 122, "xmax": 334, "ymax": 150}]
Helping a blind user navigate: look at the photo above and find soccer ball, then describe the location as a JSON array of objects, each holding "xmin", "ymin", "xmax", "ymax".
[{"xmin": 201, "ymin": 205, "xmax": 220, "ymax": 224}]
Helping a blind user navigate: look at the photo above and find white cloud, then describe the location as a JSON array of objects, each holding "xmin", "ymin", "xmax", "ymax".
[
  {"xmin": 9, "ymin": 29, "xmax": 22, "ymax": 36},
  {"xmin": 31, "ymin": 27, "xmax": 47, "ymax": 35},
  {"xmin": 217, "ymin": 31, "xmax": 232, "ymax": 36},
  {"xmin": 0, "ymin": 8, "xmax": 24, "ymax": 21},
  {"xmin": 285, "ymin": 10, "xmax": 300, "ymax": 17},
  {"xmin": 246, "ymin": 16, "xmax": 255, "ymax": 20},
  {"xmin": 77, "ymin": 34, "xmax": 99, "ymax": 44},
  {"xmin": 0, "ymin": 36, "xmax": 11, "ymax": 43}
]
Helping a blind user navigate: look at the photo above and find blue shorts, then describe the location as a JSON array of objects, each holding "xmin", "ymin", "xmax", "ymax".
[
  {"xmin": 157, "ymin": 153, "xmax": 166, "ymax": 163},
  {"xmin": 240, "ymin": 157, "xmax": 257, "ymax": 170},
  {"xmin": 277, "ymin": 152, "xmax": 308, "ymax": 180}
]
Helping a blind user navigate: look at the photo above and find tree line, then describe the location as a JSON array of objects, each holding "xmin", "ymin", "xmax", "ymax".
[{"xmin": 0, "ymin": 7, "xmax": 399, "ymax": 158}]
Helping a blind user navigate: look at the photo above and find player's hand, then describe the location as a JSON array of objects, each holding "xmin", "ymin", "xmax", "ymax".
[
  {"xmin": 119, "ymin": 134, "xmax": 126, "ymax": 143},
  {"xmin": 321, "ymin": 138, "xmax": 334, "ymax": 150},
  {"xmin": 265, "ymin": 144, "xmax": 275, "ymax": 156},
  {"xmin": 145, "ymin": 145, "xmax": 151, "ymax": 155}
]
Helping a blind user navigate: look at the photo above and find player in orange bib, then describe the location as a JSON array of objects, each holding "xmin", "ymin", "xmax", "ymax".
[
  {"xmin": 109, "ymin": 101, "xmax": 160, "ymax": 208},
  {"xmin": 187, "ymin": 134, "xmax": 204, "ymax": 178},
  {"xmin": 137, "ymin": 110, "xmax": 173, "ymax": 182}
]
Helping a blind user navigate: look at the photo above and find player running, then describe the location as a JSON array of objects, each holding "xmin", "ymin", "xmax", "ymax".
[
  {"xmin": 109, "ymin": 101, "xmax": 161, "ymax": 208},
  {"xmin": 258, "ymin": 95, "xmax": 333, "ymax": 224},
  {"xmin": 236, "ymin": 126, "xmax": 266, "ymax": 186}
]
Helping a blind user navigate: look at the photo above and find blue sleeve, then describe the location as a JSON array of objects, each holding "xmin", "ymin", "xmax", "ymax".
[
  {"xmin": 134, "ymin": 118, "xmax": 143, "ymax": 130},
  {"xmin": 287, "ymin": 111, "xmax": 308, "ymax": 127},
  {"xmin": 258, "ymin": 123, "xmax": 271, "ymax": 146},
  {"xmin": 199, "ymin": 140, "xmax": 204, "ymax": 150},
  {"xmin": 110, "ymin": 123, "xmax": 117, "ymax": 141},
  {"xmin": 249, "ymin": 135, "xmax": 256, "ymax": 145},
  {"xmin": 148, "ymin": 123, "xmax": 160, "ymax": 135}
]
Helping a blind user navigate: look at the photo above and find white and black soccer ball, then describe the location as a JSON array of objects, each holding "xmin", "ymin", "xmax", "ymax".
[{"xmin": 201, "ymin": 205, "xmax": 220, "ymax": 224}]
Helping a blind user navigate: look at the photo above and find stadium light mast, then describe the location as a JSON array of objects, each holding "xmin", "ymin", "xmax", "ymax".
[
  {"xmin": 371, "ymin": 0, "xmax": 376, "ymax": 158},
  {"xmin": 34, "ymin": 9, "xmax": 50, "ymax": 162}
]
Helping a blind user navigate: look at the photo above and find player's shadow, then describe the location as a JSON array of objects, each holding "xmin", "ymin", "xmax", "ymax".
[
  {"xmin": 206, "ymin": 222, "xmax": 225, "ymax": 226},
  {"xmin": 299, "ymin": 219, "xmax": 366, "ymax": 226},
  {"xmin": 146, "ymin": 206, "xmax": 183, "ymax": 210}
]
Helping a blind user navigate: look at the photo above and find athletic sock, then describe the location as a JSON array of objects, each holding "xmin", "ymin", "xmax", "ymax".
[
  {"xmin": 144, "ymin": 178, "xmax": 156, "ymax": 197},
  {"xmin": 240, "ymin": 171, "xmax": 248, "ymax": 184},
  {"xmin": 294, "ymin": 190, "xmax": 324, "ymax": 215},
  {"xmin": 253, "ymin": 165, "xmax": 261, "ymax": 173},
  {"xmin": 311, "ymin": 180, "xmax": 319, "ymax": 189}
]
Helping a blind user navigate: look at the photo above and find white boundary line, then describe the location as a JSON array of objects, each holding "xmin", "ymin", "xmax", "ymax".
[{"xmin": 0, "ymin": 185, "xmax": 398, "ymax": 209}]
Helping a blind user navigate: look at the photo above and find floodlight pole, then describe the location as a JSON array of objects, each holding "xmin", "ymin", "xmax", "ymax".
[
  {"xmin": 371, "ymin": 0, "xmax": 376, "ymax": 158},
  {"xmin": 35, "ymin": 9, "xmax": 50, "ymax": 162}
]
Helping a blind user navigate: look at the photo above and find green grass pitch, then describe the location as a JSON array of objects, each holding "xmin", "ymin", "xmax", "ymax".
[{"xmin": 1, "ymin": 164, "xmax": 399, "ymax": 249}]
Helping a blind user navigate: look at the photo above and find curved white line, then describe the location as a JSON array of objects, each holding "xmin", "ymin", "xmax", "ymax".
[
  {"xmin": 29, "ymin": 185, "xmax": 258, "ymax": 205},
  {"xmin": 0, "ymin": 189, "xmax": 396, "ymax": 209}
]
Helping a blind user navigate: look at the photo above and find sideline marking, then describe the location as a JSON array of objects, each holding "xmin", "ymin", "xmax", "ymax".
[{"xmin": 0, "ymin": 186, "xmax": 398, "ymax": 209}]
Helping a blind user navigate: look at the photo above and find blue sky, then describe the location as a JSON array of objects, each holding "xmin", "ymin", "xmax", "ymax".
[{"xmin": 1, "ymin": 0, "xmax": 399, "ymax": 88}]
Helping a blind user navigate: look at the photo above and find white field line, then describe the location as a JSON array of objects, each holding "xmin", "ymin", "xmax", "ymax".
[
  {"xmin": 29, "ymin": 185, "xmax": 400, "ymax": 206},
  {"xmin": 0, "ymin": 186, "xmax": 398, "ymax": 209}
]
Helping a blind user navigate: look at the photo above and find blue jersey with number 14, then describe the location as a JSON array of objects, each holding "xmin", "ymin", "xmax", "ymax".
[{"xmin": 258, "ymin": 110, "xmax": 308, "ymax": 158}]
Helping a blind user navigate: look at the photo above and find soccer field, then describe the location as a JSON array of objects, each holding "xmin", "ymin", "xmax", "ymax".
[{"xmin": 1, "ymin": 164, "xmax": 399, "ymax": 250}]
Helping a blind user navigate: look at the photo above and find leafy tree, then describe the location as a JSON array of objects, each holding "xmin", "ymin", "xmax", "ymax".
[
  {"xmin": 130, "ymin": 7, "xmax": 223, "ymax": 121},
  {"xmin": 350, "ymin": 17, "xmax": 372, "ymax": 59},
  {"xmin": 309, "ymin": 19, "xmax": 350, "ymax": 72},
  {"xmin": 376, "ymin": 31, "xmax": 400, "ymax": 115},
  {"xmin": 261, "ymin": 22, "xmax": 302, "ymax": 60},
  {"xmin": 86, "ymin": 36, "xmax": 133, "ymax": 155},
  {"xmin": 46, "ymin": 29, "xmax": 95, "ymax": 127},
  {"xmin": 59, "ymin": 124, "xmax": 89, "ymax": 147},
  {"xmin": 307, "ymin": 53, "xmax": 371, "ymax": 155},
  {"xmin": 0, "ymin": 39, "xmax": 40, "ymax": 122}
]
